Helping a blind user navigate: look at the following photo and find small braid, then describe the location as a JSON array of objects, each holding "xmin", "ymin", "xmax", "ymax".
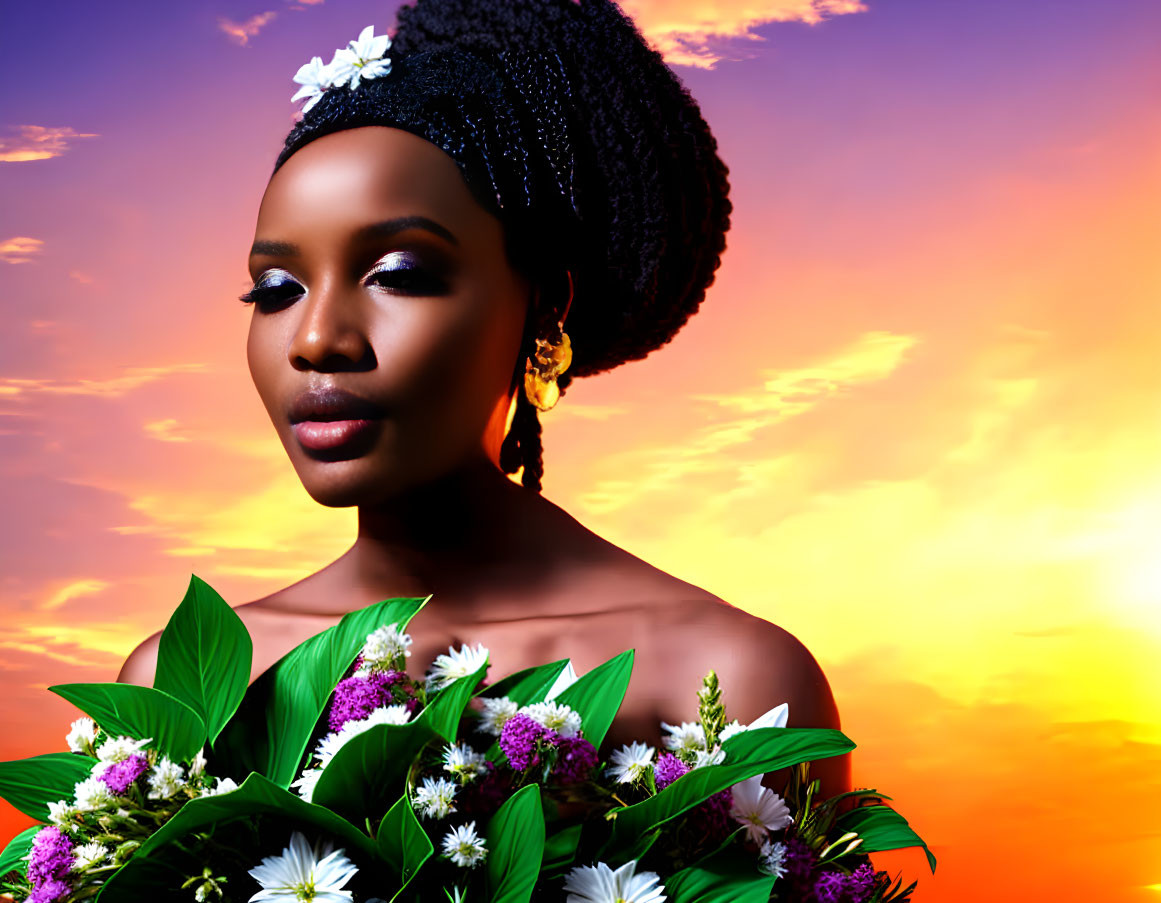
[{"xmin": 499, "ymin": 391, "xmax": 545, "ymax": 492}]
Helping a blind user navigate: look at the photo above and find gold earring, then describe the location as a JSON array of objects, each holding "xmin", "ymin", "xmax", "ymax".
[{"xmin": 523, "ymin": 319, "xmax": 572, "ymax": 411}]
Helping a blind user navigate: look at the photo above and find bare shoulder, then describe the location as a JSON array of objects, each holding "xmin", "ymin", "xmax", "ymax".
[
  {"xmin": 117, "ymin": 630, "xmax": 162, "ymax": 686},
  {"xmin": 637, "ymin": 593, "xmax": 841, "ymax": 731}
]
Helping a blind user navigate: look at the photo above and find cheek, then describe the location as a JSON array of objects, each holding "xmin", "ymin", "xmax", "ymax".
[
  {"xmin": 245, "ymin": 314, "xmax": 286, "ymax": 416},
  {"xmin": 373, "ymin": 287, "xmax": 527, "ymax": 417}
]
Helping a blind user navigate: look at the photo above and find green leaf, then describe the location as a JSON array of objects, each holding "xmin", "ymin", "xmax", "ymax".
[
  {"xmin": 311, "ymin": 661, "xmax": 488, "ymax": 824},
  {"xmin": 47, "ymin": 683, "xmax": 206, "ymax": 763},
  {"xmin": 540, "ymin": 824, "xmax": 582, "ymax": 880},
  {"xmin": 310, "ymin": 721, "xmax": 435, "ymax": 824},
  {"xmin": 0, "ymin": 826, "xmax": 40, "ymax": 879},
  {"xmin": 553, "ymin": 650, "xmax": 634, "ymax": 751},
  {"xmin": 153, "ymin": 574, "xmax": 253, "ymax": 744},
  {"xmin": 608, "ymin": 727, "xmax": 854, "ymax": 848},
  {"xmin": 666, "ymin": 845, "xmax": 776, "ymax": 903},
  {"xmin": 214, "ymin": 596, "xmax": 429, "ymax": 787},
  {"xmin": 0, "ymin": 753, "xmax": 93, "ymax": 821},
  {"xmin": 479, "ymin": 659, "xmax": 570, "ymax": 705},
  {"xmin": 425, "ymin": 660, "xmax": 490, "ymax": 742},
  {"xmin": 376, "ymin": 795, "xmax": 434, "ymax": 901},
  {"xmin": 95, "ymin": 773, "xmax": 381, "ymax": 902},
  {"xmin": 837, "ymin": 804, "xmax": 937, "ymax": 874},
  {"xmin": 486, "ymin": 784, "xmax": 545, "ymax": 903}
]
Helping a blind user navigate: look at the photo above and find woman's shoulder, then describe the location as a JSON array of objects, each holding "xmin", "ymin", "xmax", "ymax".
[{"xmin": 571, "ymin": 544, "xmax": 839, "ymax": 730}]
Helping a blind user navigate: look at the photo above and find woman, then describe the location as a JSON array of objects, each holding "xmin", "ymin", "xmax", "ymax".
[{"xmin": 118, "ymin": 0, "xmax": 850, "ymax": 800}]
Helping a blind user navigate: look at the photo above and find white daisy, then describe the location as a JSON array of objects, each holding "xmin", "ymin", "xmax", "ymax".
[
  {"xmin": 73, "ymin": 841, "xmax": 109, "ymax": 870},
  {"xmin": 425, "ymin": 643, "xmax": 489, "ymax": 693},
  {"xmin": 73, "ymin": 777, "xmax": 115, "ymax": 812},
  {"xmin": 313, "ymin": 706, "xmax": 407, "ymax": 769},
  {"xmin": 66, "ymin": 717, "xmax": 98, "ymax": 754},
  {"xmin": 660, "ymin": 721, "xmax": 706, "ymax": 755},
  {"xmin": 362, "ymin": 704, "xmax": 411, "ymax": 728},
  {"xmin": 95, "ymin": 735, "xmax": 152, "ymax": 764},
  {"xmin": 47, "ymin": 799, "xmax": 81, "ymax": 832},
  {"xmin": 442, "ymin": 743, "xmax": 489, "ymax": 783},
  {"xmin": 200, "ymin": 776, "xmax": 240, "ymax": 798},
  {"xmin": 247, "ymin": 831, "xmax": 358, "ymax": 903},
  {"xmin": 728, "ymin": 775, "xmax": 793, "ymax": 844},
  {"xmin": 359, "ymin": 624, "xmax": 413, "ymax": 671},
  {"xmin": 147, "ymin": 757, "xmax": 186, "ymax": 800},
  {"xmin": 412, "ymin": 776, "xmax": 458, "ymax": 821},
  {"xmin": 720, "ymin": 703, "xmax": 790, "ymax": 744},
  {"xmin": 189, "ymin": 747, "xmax": 208, "ymax": 779},
  {"xmin": 521, "ymin": 701, "xmax": 582, "ymax": 738},
  {"xmin": 477, "ymin": 696, "xmax": 519, "ymax": 737},
  {"xmin": 606, "ymin": 742, "xmax": 656, "ymax": 784},
  {"xmin": 328, "ymin": 25, "xmax": 392, "ymax": 90},
  {"xmin": 544, "ymin": 660, "xmax": 579, "ymax": 701},
  {"xmin": 440, "ymin": 822, "xmax": 487, "ymax": 869},
  {"xmin": 562, "ymin": 860, "xmax": 667, "ymax": 903},
  {"xmin": 291, "ymin": 768, "xmax": 324, "ymax": 803},
  {"xmin": 757, "ymin": 839, "xmax": 788, "ymax": 879}
]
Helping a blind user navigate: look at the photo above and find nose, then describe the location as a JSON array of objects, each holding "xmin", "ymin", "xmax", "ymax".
[{"xmin": 286, "ymin": 276, "xmax": 375, "ymax": 372}]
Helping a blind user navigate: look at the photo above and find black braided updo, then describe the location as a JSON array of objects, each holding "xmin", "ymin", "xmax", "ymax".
[{"xmin": 274, "ymin": 0, "xmax": 732, "ymax": 493}]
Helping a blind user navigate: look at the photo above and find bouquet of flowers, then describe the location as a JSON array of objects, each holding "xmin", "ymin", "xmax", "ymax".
[{"xmin": 0, "ymin": 576, "xmax": 935, "ymax": 902}]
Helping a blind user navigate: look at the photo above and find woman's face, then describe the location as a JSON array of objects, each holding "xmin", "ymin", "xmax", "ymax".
[{"xmin": 246, "ymin": 126, "xmax": 532, "ymax": 507}]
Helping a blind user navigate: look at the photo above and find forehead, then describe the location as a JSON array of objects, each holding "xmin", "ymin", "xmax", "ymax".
[{"xmin": 256, "ymin": 126, "xmax": 489, "ymax": 239}]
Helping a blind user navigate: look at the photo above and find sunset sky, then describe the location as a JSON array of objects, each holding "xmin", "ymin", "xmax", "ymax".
[{"xmin": 2, "ymin": 0, "xmax": 1160, "ymax": 898}]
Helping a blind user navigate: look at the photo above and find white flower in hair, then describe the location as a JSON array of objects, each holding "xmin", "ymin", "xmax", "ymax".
[
  {"xmin": 329, "ymin": 25, "xmax": 392, "ymax": 90},
  {"xmin": 291, "ymin": 55, "xmax": 337, "ymax": 114}
]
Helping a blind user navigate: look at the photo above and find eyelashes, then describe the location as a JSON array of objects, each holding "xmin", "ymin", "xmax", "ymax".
[{"xmin": 241, "ymin": 255, "xmax": 450, "ymax": 310}]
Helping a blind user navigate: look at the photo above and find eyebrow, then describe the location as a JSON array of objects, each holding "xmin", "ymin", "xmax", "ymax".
[{"xmin": 249, "ymin": 216, "xmax": 459, "ymax": 258}]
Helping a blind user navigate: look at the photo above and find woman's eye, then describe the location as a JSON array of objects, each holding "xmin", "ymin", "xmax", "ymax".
[
  {"xmin": 240, "ymin": 271, "xmax": 304, "ymax": 310},
  {"xmin": 366, "ymin": 255, "xmax": 449, "ymax": 295}
]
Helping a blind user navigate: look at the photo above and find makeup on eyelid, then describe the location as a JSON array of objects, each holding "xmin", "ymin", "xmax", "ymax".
[{"xmin": 240, "ymin": 251, "xmax": 451, "ymax": 305}]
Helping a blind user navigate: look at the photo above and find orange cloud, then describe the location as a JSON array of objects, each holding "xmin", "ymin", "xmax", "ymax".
[
  {"xmin": 218, "ymin": 11, "xmax": 278, "ymax": 45},
  {"xmin": 0, "ymin": 125, "xmax": 98, "ymax": 163},
  {"xmin": 622, "ymin": 0, "xmax": 868, "ymax": 68},
  {"xmin": 576, "ymin": 330, "xmax": 917, "ymax": 513},
  {"xmin": 41, "ymin": 579, "xmax": 110, "ymax": 612},
  {"xmin": 0, "ymin": 236, "xmax": 43, "ymax": 264},
  {"xmin": 144, "ymin": 418, "xmax": 193, "ymax": 443},
  {"xmin": 0, "ymin": 364, "xmax": 207, "ymax": 400}
]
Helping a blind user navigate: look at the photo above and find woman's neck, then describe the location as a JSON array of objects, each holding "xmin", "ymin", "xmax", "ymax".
[{"xmin": 347, "ymin": 455, "xmax": 561, "ymax": 607}]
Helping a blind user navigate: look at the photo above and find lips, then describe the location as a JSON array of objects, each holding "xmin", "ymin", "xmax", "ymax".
[{"xmin": 288, "ymin": 386, "xmax": 387, "ymax": 458}]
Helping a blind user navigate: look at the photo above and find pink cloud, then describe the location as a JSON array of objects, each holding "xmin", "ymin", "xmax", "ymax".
[
  {"xmin": 0, "ymin": 125, "xmax": 98, "ymax": 163},
  {"xmin": 218, "ymin": 11, "xmax": 278, "ymax": 45},
  {"xmin": 0, "ymin": 364, "xmax": 206, "ymax": 400},
  {"xmin": 622, "ymin": 0, "xmax": 868, "ymax": 68},
  {"xmin": 0, "ymin": 236, "xmax": 43, "ymax": 264}
]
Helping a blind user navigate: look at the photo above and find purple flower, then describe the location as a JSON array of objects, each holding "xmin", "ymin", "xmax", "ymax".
[
  {"xmin": 27, "ymin": 826, "xmax": 74, "ymax": 886},
  {"xmin": 689, "ymin": 787, "xmax": 734, "ymax": 843},
  {"xmin": 813, "ymin": 871, "xmax": 847, "ymax": 903},
  {"xmin": 844, "ymin": 863, "xmax": 879, "ymax": 903},
  {"xmin": 552, "ymin": 736, "xmax": 598, "ymax": 784},
  {"xmin": 653, "ymin": 753, "xmax": 689, "ymax": 790},
  {"xmin": 29, "ymin": 878, "xmax": 71, "ymax": 903},
  {"xmin": 782, "ymin": 836, "xmax": 816, "ymax": 887},
  {"xmin": 499, "ymin": 714, "xmax": 549, "ymax": 770},
  {"xmin": 327, "ymin": 671, "xmax": 402, "ymax": 732},
  {"xmin": 98, "ymin": 753, "xmax": 149, "ymax": 796}
]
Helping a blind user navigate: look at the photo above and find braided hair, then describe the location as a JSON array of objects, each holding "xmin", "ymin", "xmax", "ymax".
[{"xmin": 274, "ymin": 0, "xmax": 732, "ymax": 493}]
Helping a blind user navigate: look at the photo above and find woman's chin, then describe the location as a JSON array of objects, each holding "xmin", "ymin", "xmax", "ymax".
[{"xmin": 293, "ymin": 458, "xmax": 404, "ymax": 509}]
